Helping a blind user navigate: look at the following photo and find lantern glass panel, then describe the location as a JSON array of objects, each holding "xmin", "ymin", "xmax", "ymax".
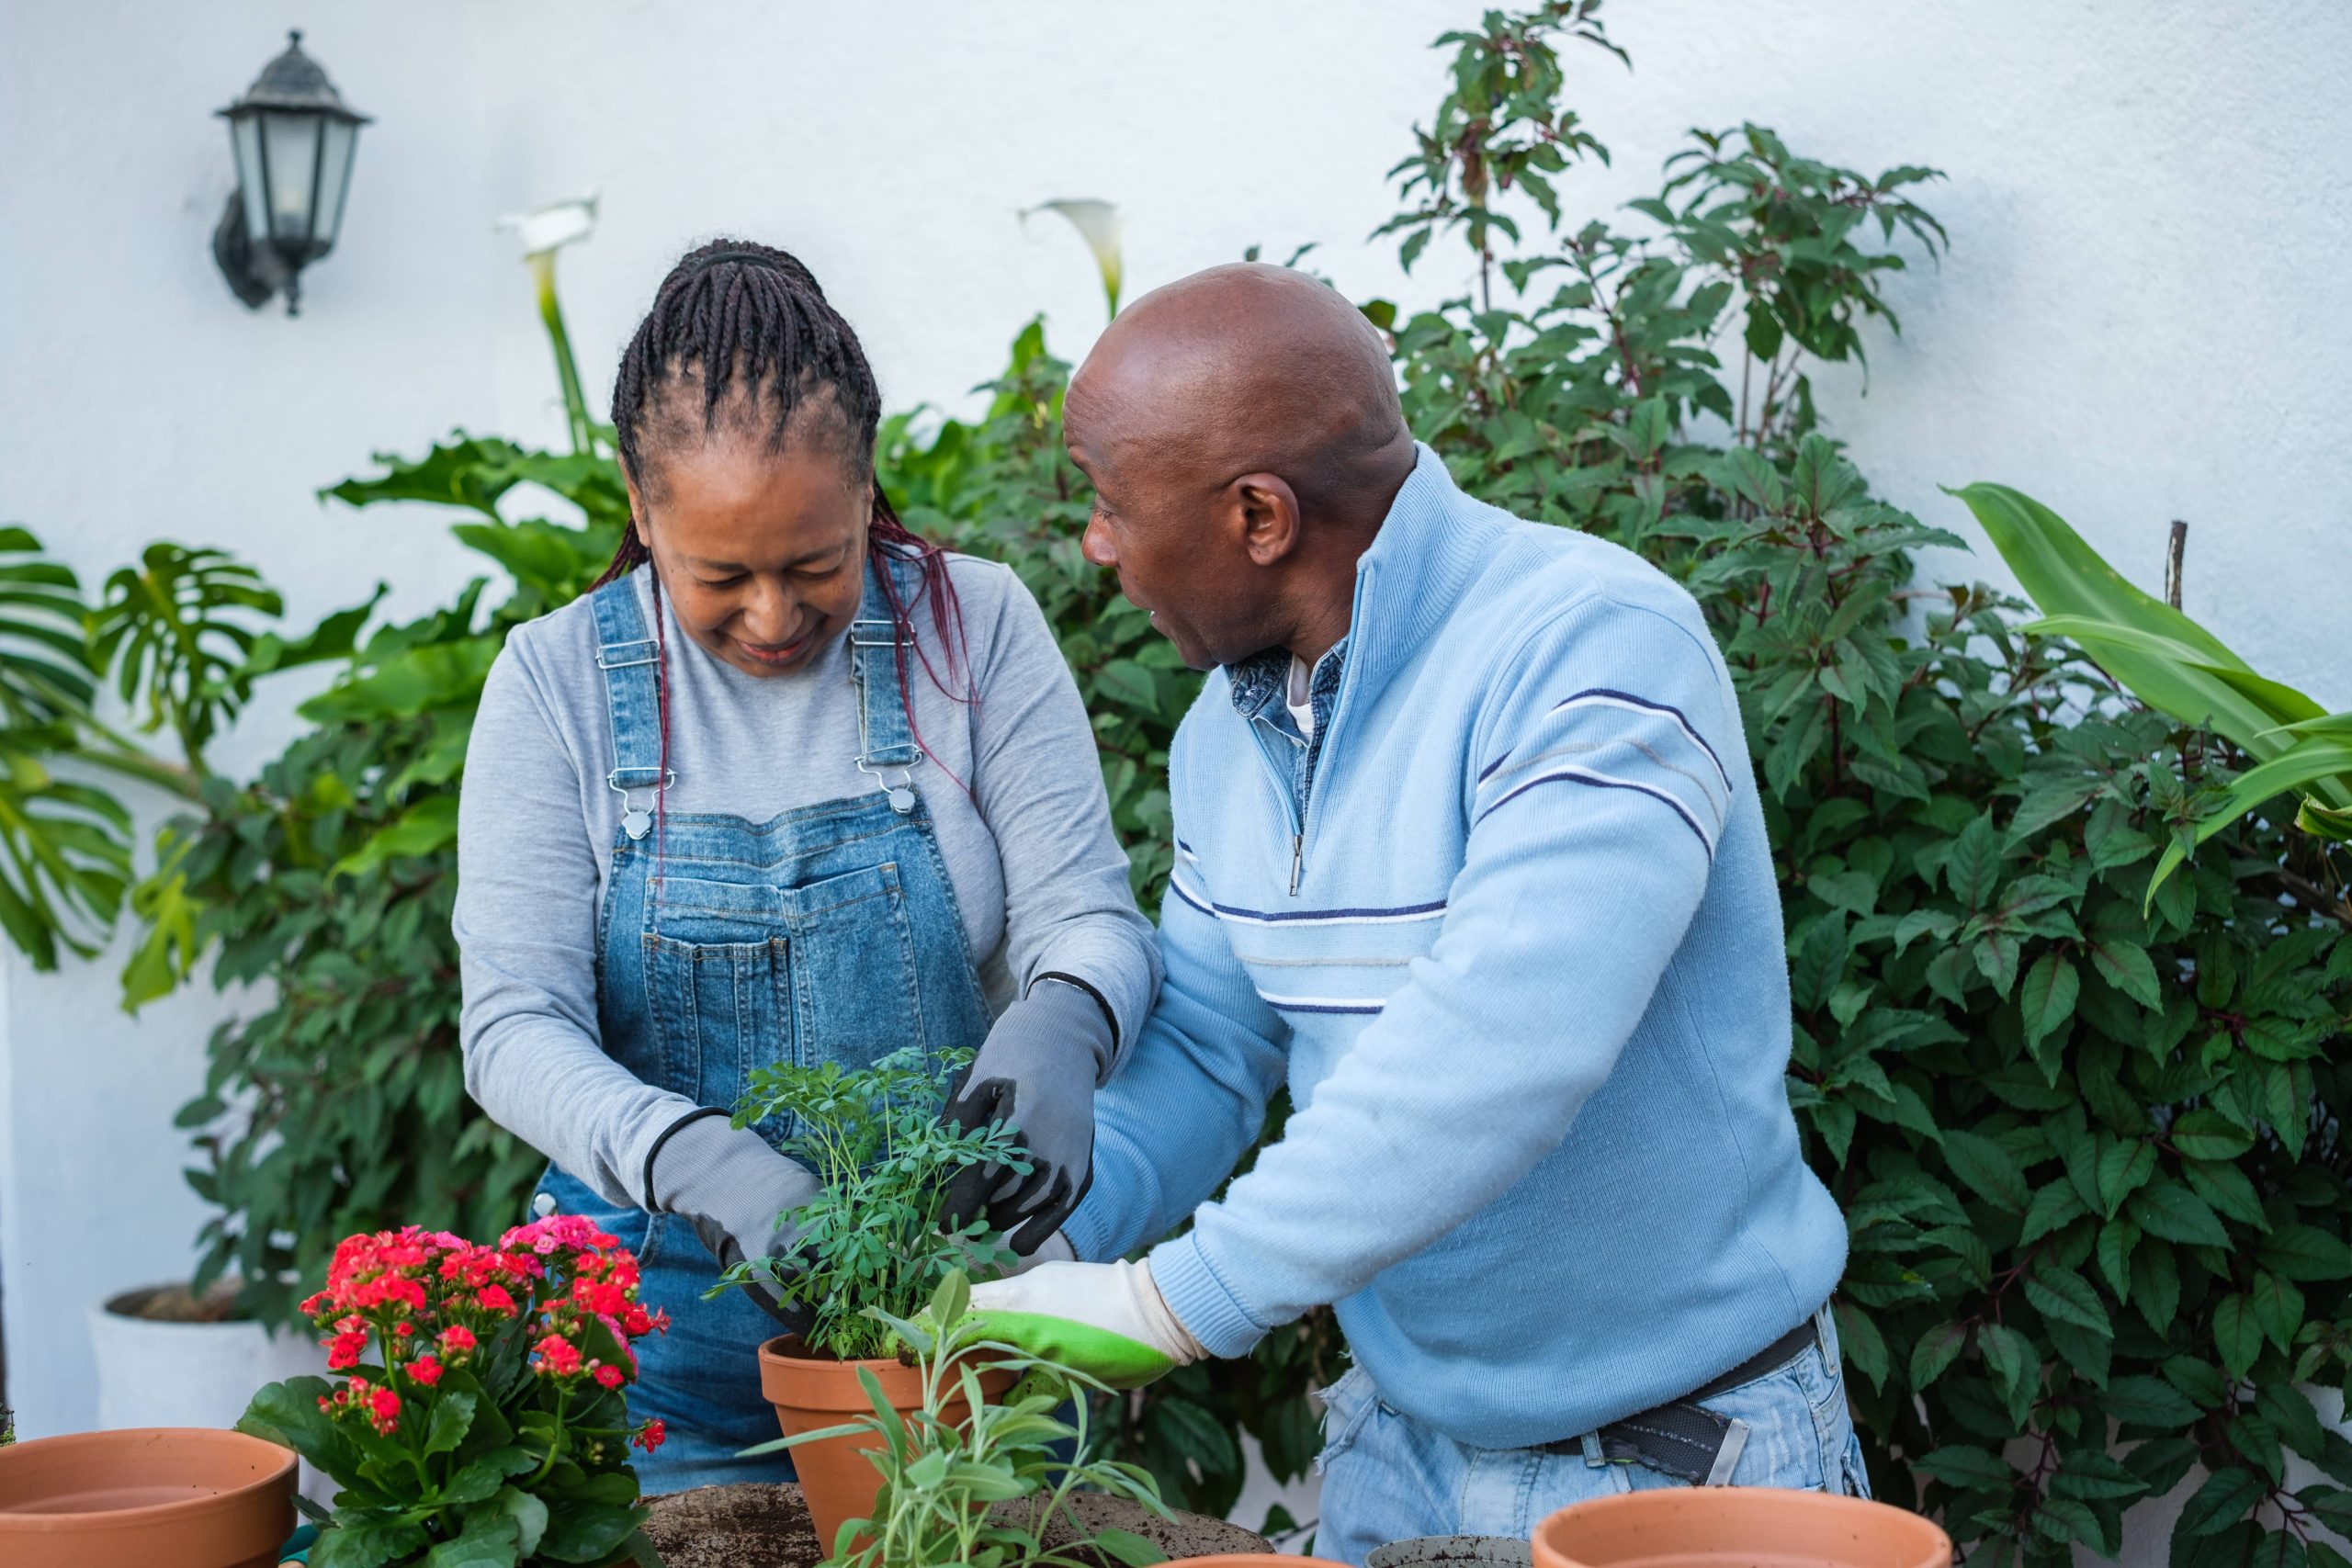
[
  {"xmin": 259, "ymin": 110, "xmax": 322, "ymax": 246},
  {"xmin": 312, "ymin": 118, "xmax": 357, "ymax": 254},
  {"xmin": 231, "ymin": 115, "xmax": 269, "ymax": 248}
]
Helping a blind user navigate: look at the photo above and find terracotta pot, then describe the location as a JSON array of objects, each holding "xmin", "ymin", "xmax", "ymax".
[
  {"xmin": 758, "ymin": 1334, "xmax": 1016, "ymax": 1551},
  {"xmin": 0, "ymin": 1427, "xmax": 297, "ymax": 1568},
  {"xmin": 1173, "ymin": 1557, "xmax": 1352, "ymax": 1567},
  {"xmin": 1532, "ymin": 1489, "xmax": 1951, "ymax": 1568}
]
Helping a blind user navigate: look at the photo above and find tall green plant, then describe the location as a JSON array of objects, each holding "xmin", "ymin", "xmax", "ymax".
[{"xmin": 1955, "ymin": 482, "xmax": 2352, "ymax": 900}]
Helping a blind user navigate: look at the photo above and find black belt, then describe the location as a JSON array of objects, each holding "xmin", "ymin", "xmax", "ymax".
[{"xmin": 1536, "ymin": 1314, "xmax": 1822, "ymax": 1485}]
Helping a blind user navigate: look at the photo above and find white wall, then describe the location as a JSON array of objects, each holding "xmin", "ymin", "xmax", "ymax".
[{"xmin": 3, "ymin": 0, "xmax": 2347, "ymax": 1445}]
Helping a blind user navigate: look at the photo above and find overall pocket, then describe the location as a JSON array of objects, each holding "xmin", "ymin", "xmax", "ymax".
[
  {"xmin": 781, "ymin": 862, "xmax": 929, "ymax": 1077},
  {"xmin": 644, "ymin": 931, "xmax": 795, "ymax": 1125}
]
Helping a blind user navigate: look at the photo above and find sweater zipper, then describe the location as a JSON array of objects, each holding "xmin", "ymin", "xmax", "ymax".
[{"xmin": 1246, "ymin": 718, "xmax": 1306, "ymax": 894}]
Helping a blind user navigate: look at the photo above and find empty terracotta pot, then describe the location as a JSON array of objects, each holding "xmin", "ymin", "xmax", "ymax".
[
  {"xmin": 1532, "ymin": 1488, "xmax": 1951, "ymax": 1568},
  {"xmin": 758, "ymin": 1334, "xmax": 1015, "ymax": 1551},
  {"xmin": 0, "ymin": 1427, "xmax": 297, "ymax": 1568}
]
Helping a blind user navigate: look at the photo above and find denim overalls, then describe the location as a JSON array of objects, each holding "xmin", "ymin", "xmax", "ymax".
[{"xmin": 532, "ymin": 561, "xmax": 994, "ymax": 1493}]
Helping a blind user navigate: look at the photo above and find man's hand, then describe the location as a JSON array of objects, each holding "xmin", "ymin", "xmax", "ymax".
[
  {"xmin": 967, "ymin": 1258, "xmax": 1206, "ymax": 1389},
  {"xmin": 942, "ymin": 976, "xmax": 1114, "ymax": 1256},
  {"xmin": 647, "ymin": 1110, "xmax": 820, "ymax": 1331}
]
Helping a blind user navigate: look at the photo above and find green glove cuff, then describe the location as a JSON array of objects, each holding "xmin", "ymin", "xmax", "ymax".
[{"xmin": 968, "ymin": 1309, "xmax": 1178, "ymax": 1390}]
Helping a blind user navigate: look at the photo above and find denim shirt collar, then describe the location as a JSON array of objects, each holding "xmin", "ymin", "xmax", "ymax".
[{"xmin": 1228, "ymin": 638, "xmax": 1349, "ymax": 739}]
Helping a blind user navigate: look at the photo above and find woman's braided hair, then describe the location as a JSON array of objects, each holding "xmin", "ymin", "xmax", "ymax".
[{"xmin": 594, "ymin": 238, "xmax": 971, "ymax": 812}]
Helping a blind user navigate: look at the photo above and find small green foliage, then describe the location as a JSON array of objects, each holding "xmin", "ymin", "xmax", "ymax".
[
  {"xmin": 722, "ymin": 1049, "xmax": 1025, "ymax": 1360},
  {"xmin": 756, "ymin": 1269, "xmax": 1170, "ymax": 1568}
]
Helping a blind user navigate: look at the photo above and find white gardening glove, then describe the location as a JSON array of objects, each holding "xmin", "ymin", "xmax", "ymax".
[{"xmin": 967, "ymin": 1258, "xmax": 1206, "ymax": 1388}]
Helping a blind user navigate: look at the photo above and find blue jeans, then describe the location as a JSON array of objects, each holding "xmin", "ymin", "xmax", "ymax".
[{"xmin": 1312, "ymin": 1306, "xmax": 1870, "ymax": 1566}]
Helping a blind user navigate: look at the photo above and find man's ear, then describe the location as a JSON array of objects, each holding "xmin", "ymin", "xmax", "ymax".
[{"xmin": 1228, "ymin": 472, "xmax": 1303, "ymax": 567}]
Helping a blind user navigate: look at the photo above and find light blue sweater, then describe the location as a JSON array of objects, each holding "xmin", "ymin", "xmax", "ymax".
[{"xmin": 1063, "ymin": 446, "xmax": 1847, "ymax": 1450}]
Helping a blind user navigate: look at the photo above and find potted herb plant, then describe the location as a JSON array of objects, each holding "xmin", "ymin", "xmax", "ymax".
[
  {"xmin": 721, "ymin": 1048, "xmax": 1028, "ymax": 1547},
  {"xmin": 235, "ymin": 1215, "xmax": 671, "ymax": 1568},
  {"xmin": 765, "ymin": 1271, "xmax": 1345, "ymax": 1568}
]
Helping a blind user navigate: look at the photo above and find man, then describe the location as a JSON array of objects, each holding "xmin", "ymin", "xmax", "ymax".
[{"xmin": 971, "ymin": 264, "xmax": 1858, "ymax": 1560}]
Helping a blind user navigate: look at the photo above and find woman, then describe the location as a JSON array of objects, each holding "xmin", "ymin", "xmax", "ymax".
[{"xmin": 455, "ymin": 239, "xmax": 1159, "ymax": 1490}]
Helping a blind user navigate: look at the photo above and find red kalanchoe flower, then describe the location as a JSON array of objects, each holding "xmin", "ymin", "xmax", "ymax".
[
  {"xmin": 594, "ymin": 1363, "xmax": 624, "ymax": 1391},
  {"xmin": 439, "ymin": 1324, "xmax": 477, "ymax": 1357},
  {"xmin": 409, "ymin": 1356, "xmax": 444, "ymax": 1387},
  {"xmin": 477, "ymin": 1283, "xmax": 517, "ymax": 1316},
  {"xmin": 532, "ymin": 1332, "xmax": 583, "ymax": 1379},
  {"xmin": 632, "ymin": 1418, "xmax": 666, "ymax": 1452},
  {"xmin": 368, "ymin": 1384, "xmax": 401, "ymax": 1434}
]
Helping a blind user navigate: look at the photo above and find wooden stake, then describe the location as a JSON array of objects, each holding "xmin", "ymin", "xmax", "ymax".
[{"xmin": 2165, "ymin": 520, "xmax": 2188, "ymax": 610}]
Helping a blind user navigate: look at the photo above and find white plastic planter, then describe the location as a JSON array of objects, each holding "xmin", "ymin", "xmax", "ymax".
[{"xmin": 88, "ymin": 1284, "xmax": 332, "ymax": 1497}]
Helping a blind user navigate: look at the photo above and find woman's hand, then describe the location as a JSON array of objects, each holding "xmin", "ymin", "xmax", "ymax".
[
  {"xmin": 942, "ymin": 976, "xmax": 1115, "ymax": 1255},
  {"xmin": 647, "ymin": 1110, "xmax": 821, "ymax": 1328}
]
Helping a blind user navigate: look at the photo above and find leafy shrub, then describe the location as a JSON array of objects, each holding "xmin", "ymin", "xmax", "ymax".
[{"xmin": 720, "ymin": 1048, "xmax": 1023, "ymax": 1359}]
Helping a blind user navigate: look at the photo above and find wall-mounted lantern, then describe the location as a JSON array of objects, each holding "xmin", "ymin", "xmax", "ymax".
[{"xmin": 212, "ymin": 30, "xmax": 369, "ymax": 316}]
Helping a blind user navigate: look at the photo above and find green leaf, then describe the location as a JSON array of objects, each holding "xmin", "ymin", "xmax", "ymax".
[
  {"xmin": 2214, "ymin": 1294, "xmax": 2263, "ymax": 1379},
  {"xmin": 2089, "ymin": 935, "xmax": 2164, "ymax": 1009},
  {"xmin": 1942, "ymin": 1128, "xmax": 2030, "ymax": 1213},
  {"xmin": 2178, "ymin": 1468, "xmax": 2265, "ymax": 1538},
  {"xmin": 2024, "ymin": 1265, "xmax": 2111, "ymax": 1337},
  {"xmin": 1979, "ymin": 1322, "xmax": 2037, "ymax": 1404},
  {"xmin": 1834, "ymin": 1300, "xmax": 1889, "ymax": 1390},
  {"xmin": 1091, "ymin": 1528, "xmax": 1172, "ymax": 1567},
  {"xmin": 1916, "ymin": 1445, "xmax": 2015, "ymax": 1491},
  {"xmin": 2106, "ymin": 1374, "xmax": 2199, "ymax": 1427},
  {"xmin": 330, "ymin": 795, "xmax": 458, "ymax": 882},
  {"xmin": 2098, "ymin": 1218, "xmax": 2141, "ymax": 1298},
  {"xmin": 422, "ymin": 1506, "xmax": 521, "ymax": 1568},
  {"xmin": 2021, "ymin": 1179, "xmax": 2088, "ymax": 1245},
  {"xmin": 488, "ymin": 1487, "xmax": 548, "ymax": 1561},
  {"xmin": 2129, "ymin": 1181, "xmax": 2231, "ymax": 1247},
  {"xmin": 2250, "ymin": 1271, "xmax": 2304, "ymax": 1352},
  {"xmin": 2170, "ymin": 1109, "xmax": 2256, "ymax": 1161},
  {"xmin": 2096, "ymin": 1138, "xmax": 2157, "ymax": 1217},
  {"xmin": 2259, "ymin": 1224, "xmax": 2352, "ymax": 1281},
  {"xmin": 311, "ymin": 1517, "xmax": 432, "ymax": 1568},
  {"xmin": 2019, "ymin": 952, "xmax": 2079, "ymax": 1047},
  {"xmin": 424, "ymin": 1388, "xmax": 478, "ymax": 1457},
  {"xmin": 1950, "ymin": 483, "xmax": 2324, "ymax": 759},
  {"xmin": 1909, "ymin": 1319, "xmax": 1970, "ymax": 1388}
]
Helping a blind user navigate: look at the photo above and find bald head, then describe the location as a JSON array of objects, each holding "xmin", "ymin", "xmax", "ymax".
[
  {"xmin": 1067, "ymin": 263, "xmax": 1410, "ymax": 517},
  {"xmin": 1067, "ymin": 265, "xmax": 1416, "ymax": 672}
]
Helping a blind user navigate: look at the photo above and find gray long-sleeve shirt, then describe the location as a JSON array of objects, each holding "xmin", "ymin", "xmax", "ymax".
[{"xmin": 455, "ymin": 557, "xmax": 1159, "ymax": 1208}]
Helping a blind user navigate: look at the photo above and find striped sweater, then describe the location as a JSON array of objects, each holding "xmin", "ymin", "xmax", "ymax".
[{"xmin": 1063, "ymin": 444, "xmax": 1847, "ymax": 1450}]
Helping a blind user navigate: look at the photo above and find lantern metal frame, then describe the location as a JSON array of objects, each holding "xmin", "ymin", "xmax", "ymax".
[{"xmin": 211, "ymin": 30, "xmax": 370, "ymax": 315}]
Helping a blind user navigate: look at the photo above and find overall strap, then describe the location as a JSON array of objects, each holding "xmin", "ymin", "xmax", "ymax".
[
  {"xmin": 849, "ymin": 554, "xmax": 922, "ymax": 815},
  {"xmin": 590, "ymin": 575, "xmax": 672, "ymax": 840}
]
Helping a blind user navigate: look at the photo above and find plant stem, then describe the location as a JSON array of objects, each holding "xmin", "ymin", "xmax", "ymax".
[{"xmin": 530, "ymin": 254, "xmax": 594, "ymax": 457}]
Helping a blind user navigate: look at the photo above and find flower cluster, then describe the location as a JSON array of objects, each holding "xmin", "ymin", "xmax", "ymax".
[{"xmin": 300, "ymin": 1219, "xmax": 665, "ymax": 1452}]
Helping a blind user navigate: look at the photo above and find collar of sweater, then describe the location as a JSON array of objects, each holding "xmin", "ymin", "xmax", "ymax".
[{"xmin": 1216, "ymin": 441, "xmax": 1507, "ymax": 728}]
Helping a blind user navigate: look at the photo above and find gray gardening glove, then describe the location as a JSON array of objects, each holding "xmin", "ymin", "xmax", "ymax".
[
  {"xmin": 647, "ymin": 1110, "xmax": 821, "ymax": 1332},
  {"xmin": 942, "ymin": 976, "xmax": 1115, "ymax": 1258}
]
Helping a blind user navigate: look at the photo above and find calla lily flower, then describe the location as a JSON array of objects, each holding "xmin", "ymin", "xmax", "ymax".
[
  {"xmin": 1023, "ymin": 198, "xmax": 1125, "ymax": 319},
  {"xmin": 499, "ymin": 195, "xmax": 598, "ymax": 260},
  {"xmin": 496, "ymin": 197, "xmax": 599, "ymax": 455}
]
